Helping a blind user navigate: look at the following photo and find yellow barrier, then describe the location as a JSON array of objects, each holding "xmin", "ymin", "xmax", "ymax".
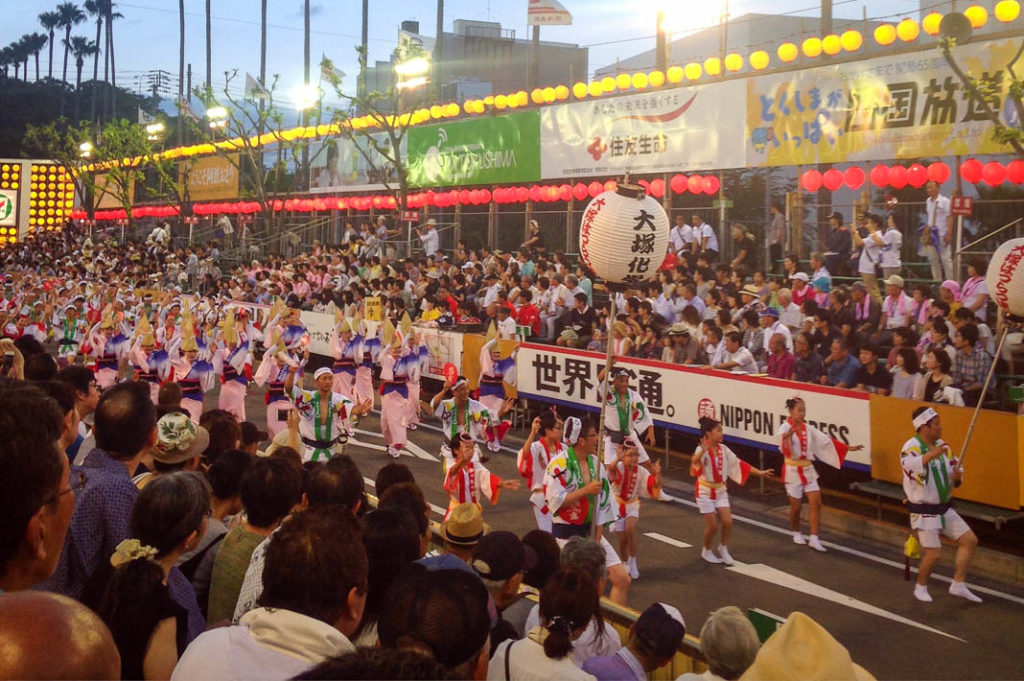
[{"xmin": 869, "ymin": 395, "xmax": 1021, "ymax": 510}]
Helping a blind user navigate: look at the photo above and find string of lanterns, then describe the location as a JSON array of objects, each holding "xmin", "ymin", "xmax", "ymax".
[{"xmin": 799, "ymin": 159, "xmax": 1024, "ymax": 192}]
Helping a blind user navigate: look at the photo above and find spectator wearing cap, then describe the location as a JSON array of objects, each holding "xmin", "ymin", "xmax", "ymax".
[
  {"xmin": 471, "ymin": 530, "xmax": 538, "ymax": 656},
  {"xmin": 810, "ymin": 275, "xmax": 831, "ymax": 309},
  {"xmin": 676, "ymin": 606, "xmax": 760, "ymax": 681},
  {"xmin": 239, "ymin": 421, "xmax": 269, "ymax": 456},
  {"xmin": 414, "ymin": 219, "xmax": 440, "ymax": 259},
  {"xmin": 135, "ymin": 412, "xmax": 210, "ymax": 489},
  {"xmin": 758, "ymin": 307, "xmax": 793, "ymax": 354},
  {"xmin": 503, "ymin": 530, "xmax": 561, "ymax": 638},
  {"xmin": 789, "ymin": 272, "xmax": 812, "ymax": 307},
  {"xmin": 582, "ymin": 602, "xmax": 685, "ymax": 681},
  {"xmin": 877, "ymin": 275, "xmax": 910, "ymax": 345},
  {"xmin": 854, "ymin": 344, "xmax": 893, "ymax": 395},
  {"xmin": 665, "ymin": 323, "xmax": 706, "ymax": 364}
]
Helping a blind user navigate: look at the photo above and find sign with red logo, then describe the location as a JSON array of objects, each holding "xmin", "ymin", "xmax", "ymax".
[
  {"xmin": 402, "ymin": 210, "xmax": 420, "ymax": 223},
  {"xmin": 952, "ymin": 196, "xmax": 973, "ymax": 216}
]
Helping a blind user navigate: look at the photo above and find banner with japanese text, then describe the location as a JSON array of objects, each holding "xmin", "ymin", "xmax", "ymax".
[
  {"xmin": 540, "ymin": 81, "xmax": 747, "ymax": 179},
  {"xmin": 179, "ymin": 154, "xmax": 239, "ymax": 201},
  {"xmin": 309, "ymin": 132, "xmax": 406, "ymax": 194},
  {"xmin": 406, "ymin": 111, "xmax": 541, "ymax": 188},
  {"xmin": 746, "ymin": 38, "xmax": 1021, "ymax": 166},
  {"xmin": 516, "ymin": 343, "xmax": 872, "ymax": 468}
]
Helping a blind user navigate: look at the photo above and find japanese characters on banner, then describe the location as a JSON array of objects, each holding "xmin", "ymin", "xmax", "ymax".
[
  {"xmin": 299, "ymin": 310, "xmax": 334, "ymax": 357},
  {"xmin": 411, "ymin": 325, "xmax": 464, "ymax": 381},
  {"xmin": 746, "ymin": 38, "xmax": 1021, "ymax": 166},
  {"xmin": 179, "ymin": 154, "xmax": 240, "ymax": 201},
  {"xmin": 540, "ymin": 81, "xmax": 747, "ymax": 178},
  {"xmin": 516, "ymin": 344, "xmax": 872, "ymax": 468}
]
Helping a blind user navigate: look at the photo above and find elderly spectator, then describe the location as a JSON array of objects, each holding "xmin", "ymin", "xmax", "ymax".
[
  {"xmin": 677, "ymin": 605, "xmax": 760, "ymax": 681},
  {"xmin": 792, "ymin": 332, "xmax": 825, "ymax": 384},
  {"xmin": 766, "ymin": 333, "xmax": 795, "ymax": 380},
  {"xmin": 715, "ymin": 331, "xmax": 759, "ymax": 374},
  {"xmin": 953, "ymin": 324, "xmax": 994, "ymax": 407},
  {"xmin": 850, "ymin": 281, "xmax": 882, "ymax": 345},
  {"xmin": 665, "ymin": 323, "xmax": 706, "ymax": 364},
  {"xmin": 823, "ymin": 338, "xmax": 861, "ymax": 389},
  {"xmin": 776, "ymin": 287, "xmax": 802, "ymax": 331}
]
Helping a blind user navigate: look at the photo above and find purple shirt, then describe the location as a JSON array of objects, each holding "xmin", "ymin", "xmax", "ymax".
[
  {"xmin": 581, "ymin": 647, "xmax": 646, "ymax": 681},
  {"xmin": 767, "ymin": 351, "xmax": 795, "ymax": 379}
]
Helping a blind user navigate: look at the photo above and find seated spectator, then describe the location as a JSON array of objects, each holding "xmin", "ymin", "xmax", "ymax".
[
  {"xmin": 517, "ymin": 290, "xmax": 542, "ymax": 338},
  {"xmin": 24, "ymin": 351, "xmax": 58, "ymax": 381},
  {"xmin": 890, "ymin": 348, "xmax": 923, "ymax": 400},
  {"xmin": 665, "ymin": 324, "xmax": 706, "ymax": 365},
  {"xmin": 379, "ymin": 567, "xmax": 491, "ymax": 680},
  {"xmin": 776, "ymin": 288, "xmax": 802, "ymax": 331},
  {"xmin": 97, "ymin": 471, "xmax": 211, "ymax": 680},
  {"xmin": 886, "ymin": 327, "xmax": 918, "ymax": 370},
  {"xmin": 558, "ymin": 293, "xmax": 596, "ymax": 348},
  {"xmin": 952, "ymin": 307, "xmax": 994, "ymax": 355},
  {"xmin": 295, "ymin": 648, "xmax": 451, "ymax": 681},
  {"xmin": 706, "ymin": 325, "xmax": 727, "ymax": 366},
  {"xmin": 850, "ymin": 281, "xmax": 882, "ymax": 345},
  {"xmin": 492, "ymin": 568, "xmax": 601, "ymax": 681},
  {"xmin": 238, "ymin": 422, "xmax": 268, "ymax": 456},
  {"xmin": 379, "ymin": 482, "xmax": 432, "ymax": 558},
  {"xmin": 740, "ymin": 310, "xmax": 765, "ymax": 367},
  {"xmin": 737, "ymin": 611, "xmax": 873, "ymax": 681},
  {"xmin": 823, "ymin": 338, "xmax": 860, "ymax": 389},
  {"xmin": 0, "ymin": 385, "xmax": 71, "ymax": 592},
  {"xmin": 504, "ymin": 529, "xmax": 561, "ymax": 638},
  {"xmin": 0, "ymin": 591, "xmax": 121, "ymax": 680},
  {"xmin": 811, "ymin": 310, "xmax": 840, "ymax": 360},
  {"xmin": 676, "ymin": 605, "xmax": 760, "ymax": 681},
  {"xmin": 854, "ymin": 344, "xmax": 892, "ymax": 396},
  {"xmin": 172, "ymin": 506, "xmax": 367, "ymax": 681},
  {"xmin": 206, "ymin": 455, "xmax": 303, "ymax": 625},
  {"xmin": 952, "ymin": 323, "xmax": 993, "ymax": 407},
  {"xmin": 923, "ymin": 318, "xmax": 957, "ymax": 366},
  {"xmin": 766, "ymin": 333, "xmax": 795, "ymax": 380},
  {"xmin": 582, "ymin": 602, "xmax": 685, "ymax": 681},
  {"xmin": 792, "ymin": 332, "xmax": 825, "ymax": 384},
  {"xmin": 916, "ymin": 349, "xmax": 955, "ymax": 403},
  {"xmin": 714, "ymin": 331, "xmax": 759, "ymax": 374},
  {"xmin": 471, "ymin": 530, "xmax": 537, "ymax": 656}
]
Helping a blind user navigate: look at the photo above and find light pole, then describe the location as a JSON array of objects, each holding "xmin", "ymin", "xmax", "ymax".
[
  {"xmin": 394, "ymin": 54, "xmax": 430, "ymax": 257},
  {"xmin": 291, "ymin": 83, "xmax": 320, "ymax": 192},
  {"xmin": 206, "ymin": 105, "xmax": 228, "ymax": 133}
]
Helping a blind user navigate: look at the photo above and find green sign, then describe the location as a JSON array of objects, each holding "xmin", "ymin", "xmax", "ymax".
[
  {"xmin": 407, "ymin": 111, "xmax": 540, "ymax": 188},
  {"xmin": 712, "ymin": 198, "xmax": 734, "ymax": 209}
]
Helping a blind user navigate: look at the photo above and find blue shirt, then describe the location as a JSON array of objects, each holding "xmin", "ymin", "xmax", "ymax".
[
  {"xmin": 168, "ymin": 565, "xmax": 206, "ymax": 645},
  {"xmin": 582, "ymin": 647, "xmax": 646, "ymax": 681},
  {"xmin": 827, "ymin": 354, "xmax": 861, "ymax": 389}
]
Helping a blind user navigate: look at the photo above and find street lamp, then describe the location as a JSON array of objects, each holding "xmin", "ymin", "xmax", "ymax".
[
  {"xmin": 78, "ymin": 142, "xmax": 93, "ymax": 159},
  {"xmin": 145, "ymin": 122, "xmax": 165, "ymax": 142},
  {"xmin": 207, "ymin": 105, "xmax": 228, "ymax": 131},
  {"xmin": 290, "ymin": 82, "xmax": 320, "ymax": 112},
  {"xmin": 394, "ymin": 56, "xmax": 430, "ymax": 77}
]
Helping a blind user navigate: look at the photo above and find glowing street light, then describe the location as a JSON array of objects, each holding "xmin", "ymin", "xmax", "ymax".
[
  {"xmin": 396, "ymin": 76, "xmax": 429, "ymax": 91},
  {"xmin": 206, "ymin": 105, "xmax": 228, "ymax": 131},
  {"xmin": 78, "ymin": 142, "xmax": 93, "ymax": 158},
  {"xmin": 394, "ymin": 56, "xmax": 430, "ymax": 77},
  {"xmin": 145, "ymin": 122, "xmax": 165, "ymax": 141},
  {"xmin": 290, "ymin": 82, "xmax": 321, "ymax": 112}
]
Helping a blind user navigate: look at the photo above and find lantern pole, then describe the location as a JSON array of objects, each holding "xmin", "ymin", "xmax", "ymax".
[{"xmin": 596, "ymin": 283, "xmax": 624, "ymax": 464}]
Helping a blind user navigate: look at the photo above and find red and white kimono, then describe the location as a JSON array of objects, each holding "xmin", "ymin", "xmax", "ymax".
[
  {"xmin": 778, "ymin": 419, "xmax": 848, "ymax": 499},
  {"xmin": 692, "ymin": 443, "xmax": 752, "ymax": 514},
  {"xmin": 517, "ymin": 438, "xmax": 564, "ymax": 532},
  {"xmin": 442, "ymin": 459, "xmax": 502, "ymax": 520},
  {"xmin": 608, "ymin": 461, "xmax": 661, "ymax": 529}
]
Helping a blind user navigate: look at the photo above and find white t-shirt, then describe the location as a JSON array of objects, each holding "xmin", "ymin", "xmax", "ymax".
[
  {"xmin": 722, "ymin": 346, "xmax": 759, "ymax": 374},
  {"xmin": 523, "ymin": 604, "xmax": 620, "ymax": 668},
  {"xmin": 419, "ymin": 228, "xmax": 440, "ymax": 257},
  {"xmin": 670, "ymin": 224, "xmax": 693, "ymax": 252},
  {"xmin": 698, "ymin": 223, "xmax": 719, "ymax": 251},
  {"xmin": 926, "ymin": 195, "xmax": 952, "ymax": 238},
  {"xmin": 858, "ymin": 232, "xmax": 882, "ymax": 275},
  {"xmin": 881, "ymin": 228, "xmax": 902, "ymax": 268},
  {"xmin": 961, "ymin": 276, "xmax": 988, "ymax": 322}
]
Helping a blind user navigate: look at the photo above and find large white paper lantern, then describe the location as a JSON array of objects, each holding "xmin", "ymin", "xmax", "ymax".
[
  {"xmin": 987, "ymin": 238, "xmax": 1024, "ymax": 317},
  {"xmin": 579, "ymin": 184, "xmax": 670, "ymax": 284}
]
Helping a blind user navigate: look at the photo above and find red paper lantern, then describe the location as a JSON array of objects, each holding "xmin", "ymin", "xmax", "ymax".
[
  {"xmin": 559, "ymin": 184, "xmax": 572, "ymax": 202},
  {"xmin": 588, "ymin": 181, "xmax": 603, "ymax": 198},
  {"xmin": 843, "ymin": 166, "xmax": 866, "ymax": 189},
  {"xmin": 927, "ymin": 162, "xmax": 950, "ymax": 184},
  {"xmin": 983, "ymin": 161, "xmax": 1006, "ymax": 186},
  {"xmin": 687, "ymin": 175, "xmax": 703, "ymax": 194},
  {"xmin": 670, "ymin": 174, "xmax": 687, "ymax": 194},
  {"xmin": 545, "ymin": 186, "xmax": 560, "ymax": 202},
  {"xmin": 907, "ymin": 163, "xmax": 928, "ymax": 188},
  {"xmin": 801, "ymin": 170, "xmax": 822, "ymax": 192},
  {"xmin": 888, "ymin": 165, "xmax": 908, "ymax": 189},
  {"xmin": 603, "ymin": 180, "xmax": 617, "ymax": 192},
  {"xmin": 637, "ymin": 179, "xmax": 651, "ymax": 194},
  {"xmin": 516, "ymin": 186, "xmax": 530, "ymax": 202},
  {"xmin": 1006, "ymin": 159, "xmax": 1024, "ymax": 184},
  {"xmin": 273, "ymin": 200, "xmax": 284, "ymax": 211},
  {"xmin": 573, "ymin": 183, "xmax": 589, "ymax": 201},
  {"xmin": 822, "ymin": 169, "xmax": 843, "ymax": 191},
  {"xmin": 458, "ymin": 189, "xmax": 471, "ymax": 204},
  {"xmin": 529, "ymin": 185, "xmax": 543, "ymax": 202},
  {"xmin": 869, "ymin": 164, "xmax": 889, "ymax": 187},
  {"xmin": 960, "ymin": 158, "xmax": 983, "ymax": 184},
  {"xmin": 702, "ymin": 175, "xmax": 720, "ymax": 195},
  {"xmin": 480, "ymin": 189, "xmax": 492, "ymax": 203},
  {"xmin": 650, "ymin": 178, "xmax": 665, "ymax": 198}
]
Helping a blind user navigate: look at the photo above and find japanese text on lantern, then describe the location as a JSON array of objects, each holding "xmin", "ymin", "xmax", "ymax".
[{"xmin": 624, "ymin": 209, "xmax": 657, "ymax": 283}]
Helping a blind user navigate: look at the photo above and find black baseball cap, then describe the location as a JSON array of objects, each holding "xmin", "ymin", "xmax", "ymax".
[
  {"xmin": 240, "ymin": 421, "xmax": 269, "ymax": 446},
  {"xmin": 471, "ymin": 531, "xmax": 538, "ymax": 582}
]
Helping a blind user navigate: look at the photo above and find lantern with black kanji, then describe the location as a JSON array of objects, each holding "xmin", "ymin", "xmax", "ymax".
[
  {"xmin": 986, "ymin": 238, "xmax": 1024, "ymax": 317},
  {"xmin": 579, "ymin": 183, "xmax": 670, "ymax": 284}
]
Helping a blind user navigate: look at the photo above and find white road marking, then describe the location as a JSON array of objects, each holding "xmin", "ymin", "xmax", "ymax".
[
  {"xmin": 726, "ymin": 562, "xmax": 966, "ymax": 642},
  {"xmin": 644, "ymin": 532, "xmax": 692, "ymax": 548},
  {"xmin": 349, "ymin": 430, "xmax": 436, "ymax": 462},
  {"xmin": 429, "ymin": 502, "xmax": 448, "ymax": 517}
]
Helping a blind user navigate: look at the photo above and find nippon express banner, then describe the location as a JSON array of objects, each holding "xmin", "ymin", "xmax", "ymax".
[
  {"xmin": 539, "ymin": 81, "xmax": 747, "ymax": 179},
  {"xmin": 406, "ymin": 111, "xmax": 540, "ymax": 188},
  {"xmin": 516, "ymin": 344, "xmax": 872, "ymax": 468},
  {"xmin": 746, "ymin": 38, "xmax": 1022, "ymax": 167}
]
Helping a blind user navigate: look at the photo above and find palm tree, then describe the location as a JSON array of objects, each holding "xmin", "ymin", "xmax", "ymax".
[
  {"xmin": 68, "ymin": 35, "xmax": 97, "ymax": 120},
  {"xmin": 104, "ymin": 3, "xmax": 122, "ymax": 118},
  {"xmin": 57, "ymin": 2, "xmax": 86, "ymax": 84},
  {"xmin": 0, "ymin": 47, "xmax": 14, "ymax": 79},
  {"xmin": 16, "ymin": 36, "xmax": 32, "ymax": 82},
  {"xmin": 39, "ymin": 11, "xmax": 61, "ymax": 79},
  {"xmin": 85, "ymin": 0, "xmax": 104, "ymax": 120},
  {"xmin": 26, "ymin": 33, "xmax": 49, "ymax": 81}
]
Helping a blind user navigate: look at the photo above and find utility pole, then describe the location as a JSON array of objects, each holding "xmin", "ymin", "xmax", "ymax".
[
  {"xmin": 655, "ymin": 11, "xmax": 668, "ymax": 72},
  {"xmin": 302, "ymin": 0, "xmax": 310, "ymax": 190},
  {"xmin": 205, "ymin": 0, "xmax": 212, "ymax": 90},
  {"xmin": 529, "ymin": 25, "xmax": 540, "ymax": 90},
  {"xmin": 434, "ymin": 0, "xmax": 444, "ymax": 101},
  {"xmin": 816, "ymin": 0, "xmax": 833, "ymax": 252},
  {"xmin": 358, "ymin": 0, "xmax": 368, "ymax": 102}
]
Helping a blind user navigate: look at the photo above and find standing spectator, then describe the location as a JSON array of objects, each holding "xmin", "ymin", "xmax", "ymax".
[
  {"xmin": 853, "ymin": 214, "xmax": 884, "ymax": 302},
  {"xmin": 217, "ymin": 214, "xmax": 234, "ymax": 250},
  {"xmin": 923, "ymin": 180, "xmax": 954, "ymax": 281},
  {"xmin": 766, "ymin": 333, "xmax": 795, "ymax": 380},
  {"xmin": 823, "ymin": 338, "xmax": 861, "ymax": 389},
  {"xmin": 877, "ymin": 213, "xmax": 903, "ymax": 280},
  {"xmin": 854, "ymin": 344, "xmax": 893, "ymax": 395},
  {"xmin": 57, "ymin": 365, "xmax": 101, "ymax": 464},
  {"xmin": 415, "ymin": 219, "xmax": 441, "ymax": 259},
  {"xmin": 960, "ymin": 258, "xmax": 989, "ymax": 323},
  {"xmin": 952, "ymin": 324, "xmax": 993, "ymax": 407},
  {"xmin": 730, "ymin": 225, "xmax": 758, "ymax": 271},
  {"xmin": 172, "ymin": 507, "xmax": 368, "ymax": 681},
  {"xmin": 676, "ymin": 606, "xmax": 760, "ymax": 681},
  {"xmin": 767, "ymin": 203, "xmax": 785, "ymax": 272},
  {"xmin": 669, "ymin": 214, "xmax": 693, "ymax": 257},
  {"xmin": 471, "ymin": 530, "xmax": 537, "ymax": 656},
  {"xmin": 582, "ymin": 602, "xmax": 685, "ymax": 681},
  {"xmin": 693, "ymin": 213, "xmax": 719, "ymax": 261},
  {"xmin": 824, "ymin": 211, "xmax": 851, "ymax": 276},
  {"xmin": 0, "ymin": 385, "xmax": 72, "ymax": 592},
  {"xmin": 792, "ymin": 332, "xmax": 825, "ymax": 384}
]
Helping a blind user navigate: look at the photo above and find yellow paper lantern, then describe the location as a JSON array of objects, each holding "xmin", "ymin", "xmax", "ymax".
[
  {"xmin": 840, "ymin": 29, "xmax": 863, "ymax": 51},
  {"xmin": 601, "ymin": 76, "xmax": 616, "ymax": 92},
  {"xmin": 666, "ymin": 65, "xmax": 684, "ymax": 83},
  {"xmin": 684, "ymin": 62, "xmax": 702, "ymax": 80},
  {"xmin": 542, "ymin": 87, "xmax": 557, "ymax": 103},
  {"xmin": 616, "ymin": 73, "xmax": 632, "ymax": 90},
  {"xmin": 874, "ymin": 24, "xmax": 896, "ymax": 46},
  {"xmin": 704, "ymin": 57, "xmax": 722, "ymax": 76},
  {"xmin": 516, "ymin": 91, "xmax": 529, "ymax": 106},
  {"xmin": 724, "ymin": 53, "xmax": 743, "ymax": 71},
  {"xmin": 777, "ymin": 42, "xmax": 798, "ymax": 62},
  {"xmin": 554, "ymin": 85, "xmax": 569, "ymax": 100},
  {"xmin": 572, "ymin": 82, "xmax": 588, "ymax": 99},
  {"xmin": 507, "ymin": 94, "xmax": 520, "ymax": 109},
  {"xmin": 822, "ymin": 34, "xmax": 842, "ymax": 55},
  {"xmin": 494, "ymin": 95, "xmax": 507, "ymax": 110},
  {"xmin": 802, "ymin": 37, "xmax": 822, "ymax": 58},
  {"xmin": 430, "ymin": 104, "xmax": 443, "ymax": 118},
  {"xmin": 531, "ymin": 89, "xmax": 544, "ymax": 104},
  {"xmin": 964, "ymin": 4, "xmax": 988, "ymax": 27},
  {"xmin": 896, "ymin": 18, "xmax": 920, "ymax": 41},
  {"xmin": 588, "ymin": 81, "xmax": 603, "ymax": 97},
  {"xmin": 921, "ymin": 12, "xmax": 943, "ymax": 35},
  {"xmin": 750, "ymin": 50, "xmax": 770, "ymax": 70},
  {"xmin": 995, "ymin": 0, "xmax": 1021, "ymax": 22},
  {"xmin": 463, "ymin": 101, "xmax": 475, "ymax": 114},
  {"xmin": 631, "ymin": 72, "xmax": 649, "ymax": 89},
  {"xmin": 648, "ymin": 70, "xmax": 665, "ymax": 87}
]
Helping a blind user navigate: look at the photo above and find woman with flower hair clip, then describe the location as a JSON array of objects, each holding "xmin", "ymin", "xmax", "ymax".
[{"xmin": 778, "ymin": 396, "xmax": 864, "ymax": 552}]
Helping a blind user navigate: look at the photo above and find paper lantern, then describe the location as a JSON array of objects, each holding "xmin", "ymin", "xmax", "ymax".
[
  {"xmin": 529, "ymin": 185, "xmax": 543, "ymax": 202},
  {"xmin": 802, "ymin": 37, "xmax": 823, "ymax": 58},
  {"xmin": 684, "ymin": 62, "xmax": 702, "ymax": 80},
  {"xmin": 927, "ymin": 162, "xmax": 951, "ymax": 183},
  {"xmin": 670, "ymin": 174, "xmax": 687, "ymax": 194},
  {"xmin": 964, "ymin": 4, "xmax": 988, "ymax": 28},
  {"xmin": 986, "ymin": 238, "xmax": 1024, "ymax": 315},
  {"xmin": 649, "ymin": 178, "xmax": 665, "ymax": 198},
  {"xmin": 844, "ymin": 166, "xmax": 866, "ymax": 189},
  {"xmin": 908, "ymin": 163, "xmax": 929, "ymax": 188},
  {"xmin": 897, "ymin": 18, "xmax": 920, "ymax": 41},
  {"xmin": 648, "ymin": 70, "xmax": 665, "ymax": 87},
  {"xmin": 702, "ymin": 175, "xmax": 720, "ymax": 195},
  {"xmin": 888, "ymin": 165, "xmax": 908, "ymax": 189},
  {"xmin": 724, "ymin": 53, "xmax": 743, "ymax": 72},
  {"xmin": 542, "ymin": 87, "xmax": 557, "ymax": 103},
  {"xmin": 516, "ymin": 186, "xmax": 530, "ymax": 202},
  {"xmin": 579, "ymin": 184, "xmax": 671, "ymax": 284},
  {"xmin": 495, "ymin": 95, "xmax": 508, "ymax": 110},
  {"xmin": 840, "ymin": 30, "xmax": 862, "ymax": 51},
  {"xmin": 572, "ymin": 82, "xmax": 588, "ymax": 99},
  {"xmin": 1006, "ymin": 159, "xmax": 1024, "ymax": 184},
  {"xmin": 555, "ymin": 85, "xmax": 569, "ymax": 100},
  {"xmin": 778, "ymin": 42, "xmax": 798, "ymax": 62},
  {"xmin": 995, "ymin": 0, "xmax": 1021, "ymax": 22},
  {"xmin": 573, "ymin": 183, "xmax": 589, "ymax": 200},
  {"xmin": 616, "ymin": 73, "xmax": 632, "ymax": 91},
  {"xmin": 531, "ymin": 89, "xmax": 544, "ymax": 105},
  {"xmin": 961, "ymin": 158, "xmax": 984, "ymax": 183},
  {"xmin": 823, "ymin": 169, "xmax": 843, "ymax": 191},
  {"xmin": 604, "ymin": 180, "xmax": 618, "ymax": 192},
  {"xmin": 822, "ymin": 34, "xmax": 842, "ymax": 55},
  {"xmin": 632, "ymin": 72, "xmax": 649, "ymax": 89},
  {"xmin": 750, "ymin": 50, "xmax": 770, "ymax": 70},
  {"xmin": 801, "ymin": 170, "xmax": 823, "ymax": 192},
  {"xmin": 874, "ymin": 24, "xmax": 896, "ymax": 46},
  {"xmin": 559, "ymin": 184, "xmax": 572, "ymax": 202},
  {"xmin": 983, "ymin": 161, "xmax": 1007, "ymax": 185},
  {"xmin": 666, "ymin": 66, "xmax": 684, "ymax": 83},
  {"xmin": 922, "ymin": 12, "xmax": 943, "ymax": 35},
  {"xmin": 687, "ymin": 175, "xmax": 703, "ymax": 193},
  {"xmin": 588, "ymin": 81, "xmax": 603, "ymax": 97},
  {"xmin": 601, "ymin": 77, "xmax": 616, "ymax": 93},
  {"xmin": 588, "ymin": 181, "xmax": 603, "ymax": 198},
  {"xmin": 704, "ymin": 57, "xmax": 722, "ymax": 76}
]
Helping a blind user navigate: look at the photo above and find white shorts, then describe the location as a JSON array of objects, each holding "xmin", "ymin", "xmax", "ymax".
[
  {"xmin": 612, "ymin": 500, "xmax": 640, "ymax": 532},
  {"xmin": 554, "ymin": 533, "xmax": 622, "ymax": 568},
  {"xmin": 603, "ymin": 435, "xmax": 651, "ymax": 465},
  {"xmin": 913, "ymin": 509, "xmax": 972, "ymax": 549},
  {"xmin": 785, "ymin": 478, "xmax": 820, "ymax": 500},
  {"xmin": 696, "ymin": 489, "xmax": 731, "ymax": 515}
]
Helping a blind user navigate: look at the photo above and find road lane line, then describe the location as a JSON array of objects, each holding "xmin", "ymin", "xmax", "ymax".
[
  {"xmin": 644, "ymin": 532, "xmax": 692, "ymax": 548},
  {"xmin": 726, "ymin": 562, "xmax": 966, "ymax": 642}
]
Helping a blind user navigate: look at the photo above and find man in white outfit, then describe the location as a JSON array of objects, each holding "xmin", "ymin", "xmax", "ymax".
[{"xmin": 923, "ymin": 181, "xmax": 954, "ymax": 281}]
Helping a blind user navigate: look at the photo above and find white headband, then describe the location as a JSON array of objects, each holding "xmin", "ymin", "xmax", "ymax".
[
  {"xmin": 913, "ymin": 407, "xmax": 939, "ymax": 430},
  {"xmin": 564, "ymin": 417, "xmax": 582, "ymax": 446},
  {"xmin": 452, "ymin": 376, "xmax": 469, "ymax": 390},
  {"xmin": 313, "ymin": 367, "xmax": 333, "ymax": 380}
]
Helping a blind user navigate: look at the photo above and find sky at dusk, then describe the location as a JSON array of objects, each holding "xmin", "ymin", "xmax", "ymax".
[{"xmin": 5, "ymin": 0, "xmax": 935, "ymax": 109}]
